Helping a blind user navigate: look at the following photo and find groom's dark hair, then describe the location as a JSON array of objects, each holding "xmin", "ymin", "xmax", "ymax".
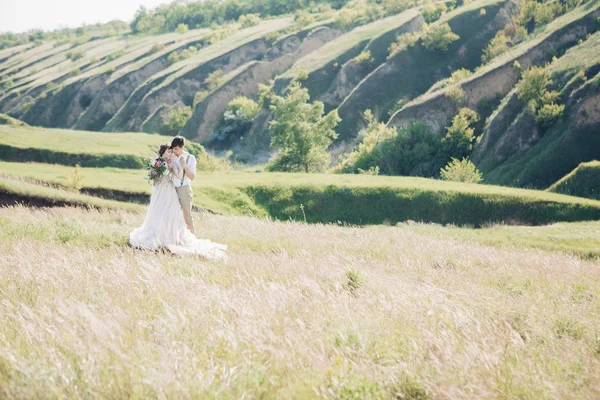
[{"xmin": 171, "ymin": 136, "xmax": 186, "ymax": 148}]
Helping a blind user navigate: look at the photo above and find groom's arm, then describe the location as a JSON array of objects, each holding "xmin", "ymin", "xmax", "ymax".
[{"xmin": 182, "ymin": 156, "xmax": 196, "ymax": 181}]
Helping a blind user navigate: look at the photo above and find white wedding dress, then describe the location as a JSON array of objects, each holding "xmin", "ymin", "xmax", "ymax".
[{"xmin": 129, "ymin": 162, "xmax": 227, "ymax": 260}]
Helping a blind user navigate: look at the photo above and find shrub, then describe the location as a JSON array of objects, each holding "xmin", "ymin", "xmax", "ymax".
[
  {"xmin": 482, "ymin": 24, "xmax": 528, "ymax": 63},
  {"xmin": 166, "ymin": 105, "xmax": 192, "ymax": 135},
  {"xmin": 388, "ymin": 32, "xmax": 419, "ymax": 56},
  {"xmin": 176, "ymin": 23, "xmax": 189, "ymax": 34},
  {"xmin": 440, "ymin": 157, "xmax": 483, "ymax": 183},
  {"xmin": 66, "ymin": 51, "xmax": 85, "ymax": 61},
  {"xmin": 225, "ymin": 96, "xmax": 259, "ymax": 121},
  {"xmin": 445, "ymin": 86, "xmax": 466, "ymax": 105},
  {"xmin": 258, "ymin": 82, "xmax": 274, "ymax": 108},
  {"xmin": 106, "ymin": 49, "xmax": 125, "ymax": 62},
  {"xmin": 440, "ymin": 108, "xmax": 479, "ymax": 160},
  {"xmin": 239, "ymin": 14, "xmax": 261, "ymax": 28},
  {"xmin": 3, "ymin": 79, "xmax": 14, "ymax": 89},
  {"xmin": 517, "ymin": 66, "xmax": 552, "ymax": 110},
  {"xmin": 66, "ymin": 164, "xmax": 84, "ymax": 192},
  {"xmin": 268, "ymin": 82, "xmax": 340, "ymax": 173},
  {"xmin": 448, "ymin": 69, "xmax": 473, "ymax": 86},
  {"xmin": 294, "ymin": 10, "xmax": 315, "ymax": 27},
  {"xmin": 421, "ymin": 4, "xmax": 447, "ymax": 23},
  {"xmin": 422, "ymin": 23, "xmax": 459, "ymax": 52},
  {"xmin": 70, "ymin": 68, "xmax": 81, "ymax": 76},
  {"xmin": 295, "ymin": 68, "xmax": 309, "ymax": 82},
  {"xmin": 536, "ymin": 103, "xmax": 564, "ymax": 126},
  {"xmin": 353, "ymin": 50, "xmax": 374, "ymax": 65},
  {"xmin": 22, "ymin": 101, "xmax": 34, "ymax": 113},
  {"xmin": 193, "ymin": 91, "xmax": 209, "ymax": 108},
  {"xmin": 482, "ymin": 33, "xmax": 510, "ymax": 63},
  {"xmin": 387, "ymin": 99, "xmax": 408, "ymax": 117},
  {"xmin": 334, "ymin": 0, "xmax": 384, "ymax": 30},
  {"xmin": 150, "ymin": 43, "xmax": 165, "ymax": 53},
  {"xmin": 167, "ymin": 52, "xmax": 179, "ymax": 65},
  {"xmin": 205, "ymin": 69, "xmax": 225, "ymax": 90},
  {"xmin": 340, "ymin": 109, "xmax": 398, "ymax": 173},
  {"xmin": 265, "ymin": 31, "xmax": 282, "ymax": 47}
]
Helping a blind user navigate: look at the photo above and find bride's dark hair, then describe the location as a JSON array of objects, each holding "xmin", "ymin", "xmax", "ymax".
[{"xmin": 158, "ymin": 143, "xmax": 171, "ymax": 157}]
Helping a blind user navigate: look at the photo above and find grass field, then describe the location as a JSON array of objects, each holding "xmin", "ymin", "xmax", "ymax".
[
  {"xmin": 0, "ymin": 125, "xmax": 211, "ymax": 168},
  {"xmin": 1, "ymin": 205, "xmax": 599, "ymax": 398},
  {"xmin": 2, "ymin": 161, "xmax": 600, "ymax": 226}
]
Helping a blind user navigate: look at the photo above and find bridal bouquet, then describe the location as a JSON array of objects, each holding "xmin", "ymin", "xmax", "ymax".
[{"xmin": 145, "ymin": 157, "xmax": 168, "ymax": 185}]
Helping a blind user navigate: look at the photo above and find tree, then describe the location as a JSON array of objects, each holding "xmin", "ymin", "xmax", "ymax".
[
  {"xmin": 517, "ymin": 66, "xmax": 552, "ymax": 109},
  {"xmin": 422, "ymin": 23, "xmax": 460, "ymax": 52},
  {"xmin": 440, "ymin": 108, "xmax": 479, "ymax": 159},
  {"xmin": 268, "ymin": 82, "xmax": 340, "ymax": 172},
  {"xmin": 166, "ymin": 105, "xmax": 192, "ymax": 135}
]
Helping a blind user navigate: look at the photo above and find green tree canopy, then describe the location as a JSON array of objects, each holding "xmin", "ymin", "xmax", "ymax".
[{"xmin": 268, "ymin": 82, "xmax": 340, "ymax": 173}]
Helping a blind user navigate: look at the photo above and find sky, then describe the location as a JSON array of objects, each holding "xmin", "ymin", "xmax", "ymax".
[{"xmin": 0, "ymin": 0, "xmax": 169, "ymax": 34}]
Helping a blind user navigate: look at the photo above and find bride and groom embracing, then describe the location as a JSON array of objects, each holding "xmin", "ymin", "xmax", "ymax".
[{"xmin": 129, "ymin": 136, "xmax": 227, "ymax": 260}]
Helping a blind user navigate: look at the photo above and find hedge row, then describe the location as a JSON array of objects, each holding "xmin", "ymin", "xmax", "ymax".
[{"xmin": 243, "ymin": 184, "xmax": 600, "ymax": 226}]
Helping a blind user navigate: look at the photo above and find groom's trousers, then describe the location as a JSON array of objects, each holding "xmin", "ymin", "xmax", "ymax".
[{"xmin": 176, "ymin": 184, "xmax": 195, "ymax": 234}]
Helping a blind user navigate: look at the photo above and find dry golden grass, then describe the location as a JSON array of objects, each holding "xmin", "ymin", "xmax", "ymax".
[{"xmin": 1, "ymin": 205, "xmax": 600, "ymax": 398}]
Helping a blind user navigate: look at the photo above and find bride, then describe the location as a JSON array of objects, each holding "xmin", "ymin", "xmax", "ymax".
[{"xmin": 129, "ymin": 143, "xmax": 227, "ymax": 260}]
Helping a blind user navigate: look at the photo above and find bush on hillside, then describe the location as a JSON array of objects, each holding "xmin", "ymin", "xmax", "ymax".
[
  {"xmin": 239, "ymin": 14, "xmax": 261, "ymax": 28},
  {"xmin": 482, "ymin": 23, "xmax": 528, "ymax": 63},
  {"xmin": 166, "ymin": 105, "xmax": 192, "ymax": 135},
  {"xmin": 518, "ymin": 66, "xmax": 552, "ymax": 109},
  {"xmin": 440, "ymin": 108, "xmax": 479, "ymax": 160},
  {"xmin": 353, "ymin": 50, "xmax": 374, "ymax": 65},
  {"xmin": 226, "ymin": 96, "xmax": 260, "ymax": 121},
  {"xmin": 338, "ymin": 120, "xmax": 441, "ymax": 176},
  {"xmin": 440, "ymin": 157, "xmax": 483, "ymax": 183},
  {"xmin": 422, "ymin": 23, "xmax": 459, "ymax": 52},
  {"xmin": 167, "ymin": 52, "xmax": 180, "ymax": 66},
  {"xmin": 421, "ymin": 4, "xmax": 447, "ymax": 23},
  {"xmin": 335, "ymin": 0, "xmax": 384, "ymax": 29},
  {"xmin": 193, "ymin": 91, "xmax": 209, "ymax": 108},
  {"xmin": 445, "ymin": 86, "xmax": 466, "ymax": 105},
  {"xmin": 339, "ymin": 110, "xmax": 398, "ymax": 173},
  {"xmin": 176, "ymin": 23, "xmax": 189, "ymax": 34},
  {"xmin": 205, "ymin": 69, "xmax": 225, "ymax": 90},
  {"xmin": 388, "ymin": 32, "xmax": 419, "ymax": 56},
  {"xmin": 66, "ymin": 51, "xmax": 85, "ymax": 61},
  {"xmin": 536, "ymin": 102, "xmax": 564, "ymax": 126},
  {"xmin": 150, "ymin": 43, "xmax": 165, "ymax": 54},
  {"xmin": 268, "ymin": 82, "xmax": 340, "ymax": 173}
]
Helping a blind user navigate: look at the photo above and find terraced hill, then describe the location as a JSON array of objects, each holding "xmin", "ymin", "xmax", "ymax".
[{"xmin": 2, "ymin": 0, "xmax": 600, "ymax": 190}]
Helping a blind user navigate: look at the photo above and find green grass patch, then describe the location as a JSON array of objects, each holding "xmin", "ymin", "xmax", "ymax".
[
  {"xmin": 2, "ymin": 162, "xmax": 600, "ymax": 226},
  {"xmin": 0, "ymin": 125, "xmax": 208, "ymax": 168},
  {"xmin": 0, "ymin": 176, "xmax": 142, "ymax": 212},
  {"xmin": 548, "ymin": 160, "xmax": 600, "ymax": 200}
]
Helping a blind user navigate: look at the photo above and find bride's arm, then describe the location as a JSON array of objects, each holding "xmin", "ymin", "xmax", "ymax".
[{"xmin": 169, "ymin": 159, "xmax": 184, "ymax": 180}]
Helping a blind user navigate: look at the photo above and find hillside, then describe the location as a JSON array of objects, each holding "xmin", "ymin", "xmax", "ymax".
[
  {"xmin": 548, "ymin": 160, "xmax": 600, "ymax": 200},
  {"xmin": 2, "ymin": 0, "xmax": 600, "ymax": 190},
  {"xmin": 377, "ymin": 2, "xmax": 600, "ymax": 187}
]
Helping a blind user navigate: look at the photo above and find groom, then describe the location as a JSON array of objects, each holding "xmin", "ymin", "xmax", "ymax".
[{"xmin": 171, "ymin": 136, "xmax": 197, "ymax": 234}]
